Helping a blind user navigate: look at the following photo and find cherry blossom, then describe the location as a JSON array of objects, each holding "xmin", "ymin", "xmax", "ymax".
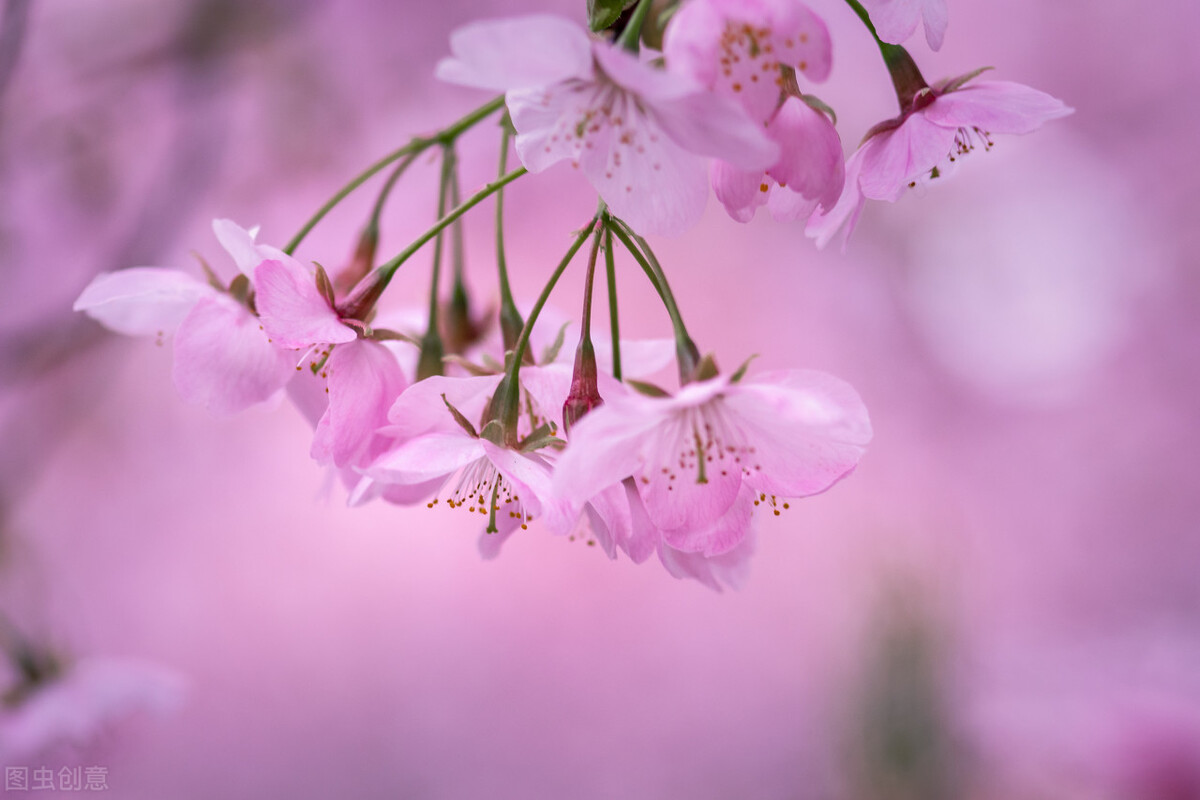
[
  {"xmin": 552, "ymin": 368, "xmax": 872, "ymax": 557},
  {"xmin": 74, "ymin": 219, "xmax": 296, "ymax": 415},
  {"xmin": 808, "ymin": 76, "xmax": 1073, "ymax": 248},
  {"xmin": 436, "ymin": 15, "xmax": 779, "ymax": 236},
  {"xmin": 664, "ymin": 0, "xmax": 844, "ymax": 222},
  {"xmin": 859, "ymin": 0, "xmax": 948, "ymax": 51}
]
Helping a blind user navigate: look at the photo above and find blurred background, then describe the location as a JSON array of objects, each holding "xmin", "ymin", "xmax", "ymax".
[{"xmin": 1, "ymin": 0, "xmax": 1197, "ymax": 797}]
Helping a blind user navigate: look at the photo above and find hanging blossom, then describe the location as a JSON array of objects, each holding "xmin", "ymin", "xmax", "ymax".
[
  {"xmin": 663, "ymin": 0, "xmax": 845, "ymax": 222},
  {"xmin": 436, "ymin": 14, "xmax": 779, "ymax": 236},
  {"xmin": 860, "ymin": 0, "xmax": 948, "ymax": 51},
  {"xmin": 807, "ymin": 73, "xmax": 1073, "ymax": 249},
  {"xmin": 252, "ymin": 252, "xmax": 407, "ymax": 470},
  {"xmin": 551, "ymin": 368, "xmax": 872, "ymax": 565},
  {"xmin": 73, "ymin": 219, "xmax": 296, "ymax": 415}
]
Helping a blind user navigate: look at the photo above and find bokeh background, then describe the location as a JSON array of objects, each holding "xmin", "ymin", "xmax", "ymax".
[{"xmin": 2, "ymin": 0, "xmax": 1198, "ymax": 797}]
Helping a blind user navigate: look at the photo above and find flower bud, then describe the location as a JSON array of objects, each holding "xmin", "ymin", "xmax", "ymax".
[{"xmin": 563, "ymin": 338, "xmax": 603, "ymax": 434}]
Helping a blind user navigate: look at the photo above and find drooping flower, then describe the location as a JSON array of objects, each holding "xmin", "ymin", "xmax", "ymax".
[
  {"xmin": 553, "ymin": 368, "xmax": 872, "ymax": 558},
  {"xmin": 663, "ymin": 0, "xmax": 845, "ymax": 222},
  {"xmin": 436, "ymin": 15, "xmax": 779, "ymax": 236},
  {"xmin": 73, "ymin": 219, "xmax": 297, "ymax": 415},
  {"xmin": 807, "ymin": 75, "xmax": 1073, "ymax": 248},
  {"xmin": 859, "ymin": 0, "xmax": 948, "ymax": 51}
]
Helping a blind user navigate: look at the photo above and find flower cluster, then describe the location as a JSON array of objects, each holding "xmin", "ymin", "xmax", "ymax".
[{"xmin": 73, "ymin": 0, "xmax": 1068, "ymax": 588}]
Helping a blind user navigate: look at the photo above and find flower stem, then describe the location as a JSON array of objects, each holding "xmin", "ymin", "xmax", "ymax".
[
  {"xmin": 618, "ymin": 0, "xmax": 654, "ymax": 51},
  {"xmin": 603, "ymin": 225, "xmax": 621, "ymax": 382},
  {"xmin": 283, "ymin": 94, "xmax": 505, "ymax": 256},
  {"xmin": 606, "ymin": 219, "xmax": 700, "ymax": 384},
  {"xmin": 495, "ymin": 120, "xmax": 524, "ymax": 353},
  {"xmin": 416, "ymin": 146, "xmax": 457, "ymax": 380},
  {"xmin": 335, "ymin": 169, "xmax": 528, "ymax": 323},
  {"xmin": 840, "ymin": 0, "xmax": 928, "ymax": 110},
  {"xmin": 494, "ymin": 217, "xmax": 600, "ymax": 446}
]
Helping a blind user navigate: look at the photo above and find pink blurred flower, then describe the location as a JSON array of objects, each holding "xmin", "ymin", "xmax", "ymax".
[
  {"xmin": 0, "ymin": 656, "xmax": 185, "ymax": 762},
  {"xmin": 663, "ymin": 0, "xmax": 844, "ymax": 221},
  {"xmin": 808, "ymin": 77, "xmax": 1073, "ymax": 248},
  {"xmin": 74, "ymin": 219, "xmax": 297, "ymax": 415},
  {"xmin": 552, "ymin": 369, "xmax": 872, "ymax": 558},
  {"xmin": 860, "ymin": 0, "xmax": 948, "ymax": 51},
  {"xmin": 436, "ymin": 14, "xmax": 778, "ymax": 236}
]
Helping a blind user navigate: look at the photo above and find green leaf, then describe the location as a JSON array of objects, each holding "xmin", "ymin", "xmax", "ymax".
[
  {"xmin": 588, "ymin": 0, "xmax": 636, "ymax": 32},
  {"xmin": 369, "ymin": 328, "xmax": 421, "ymax": 346},
  {"xmin": 442, "ymin": 393, "xmax": 478, "ymax": 439},
  {"xmin": 539, "ymin": 321, "xmax": 571, "ymax": 365},
  {"xmin": 313, "ymin": 261, "xmax": 337, "ymax": 308},
  {"xmin": 626, "ymin": 379, "xmax": 670, "ymax": 398},
  {"xmin": 937, "ymin": 66, "xmax": 994, "ymax": 94},
  {"xmin": 479, "ymin": 419, "xmax": 505, "ymax": 446},
  {"xmin": 442, "ymin": 354, "xmax": 497, "ymax": 377},
  {"xmin": 800, "ymin": 93, "xmax": 838, "ymax": 126},
  {"xmin": 227, "ymin": 273, "xmax": 251, "ymax": 305},
  {"xmin": 692, "ymin": 353, "xmax": 720, "ymax": 382},
  {"xmin": 519, "ymin": 423, "xmax": 562, "ymax": 453},
  {"xmin": 729, "ymin": 354, "xmax": 759, "ymax": 383}
]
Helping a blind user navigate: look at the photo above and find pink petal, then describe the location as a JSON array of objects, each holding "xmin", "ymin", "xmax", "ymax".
[
  {"xmin": 171, "ymin": 294, "xmax": 295, "ymax": 415},
  {"xmin": 860, "ymin": 0, "xmax": 946, "ymax": 51},
  {"xmin": 478, "ymin": 514, "xmax": 522, "ymax": 560},
  {"xmin": 436, "ymin": 15, "xmax": 593, "ymax": 91},
  {"xmin": 727, "ymin": 369, "xmax": 872, "ymax": 498},
  {"xmin": 858, "ymin": 113, "xmax": 958, "ymax": 201},
  {"xmin": 596, "ymin": 44, "xmax": 778, "ymax": 172},
  {"xmin": 552, "ymin": 394, "xmax": 665, "ymax": 507},
  {"xmin": 765, "ymin": 185, "xmax": 820, "ymax": 222},
  {"xmin": 805, "ymin": 147, "xmax": 867, "ymax": 250},
  {"xmin": 211, "ymin": 218, "xmax": 264, "ymax": 277},
  {"xmin": 636, "ymin": 409, "xmax": 743, "ymax": 533},
  {"xmin": 481, "ymin": 441, "xmax": 554, "ymax": 519},
  {"xmin": 660, "ymin": 471, "xmax": 754, "ymax": 556},
  {"xmin": 311, "ymin": 340, "xmax": 408, "ymax": 469},
  {"xmin": 765, "ymin": 97, "xmax": 845, "ymax": 209},
  {"xmin": 712, "ymin": 159, "xmax": 770, "ymax": 223},
  {"xmin": 384, "ymin": 374, "xmax": 502, "ymax": 440},
  {"xmin": 657, "ymin": 496, "xmax": 757, "ymax": 591},
  {"xmin": 253, "ymin": 259, "xmax": 355, "ymax": 349},
  {"xmin": 366, "ymin": 432, "xmax": 484, "ymax": 485},
  {"xmin": 73, "ymin": 268, "xmax": 212, "ymax": 337},
  {"xmin": 924, "ymin": 80, "xmax": 1074, "ymax": 135}
]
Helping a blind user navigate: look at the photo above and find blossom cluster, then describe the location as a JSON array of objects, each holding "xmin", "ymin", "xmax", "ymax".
[{"xmin": 70, "ymin": 0, "xmax": 1068, "ymax": 589}]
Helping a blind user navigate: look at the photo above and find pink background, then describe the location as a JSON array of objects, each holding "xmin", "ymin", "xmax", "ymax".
[{"xmin": 3, "ymin": 0, "xmax": 1198, "ymax": 797}]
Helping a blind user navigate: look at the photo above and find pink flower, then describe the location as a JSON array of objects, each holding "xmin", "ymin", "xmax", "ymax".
[
  {"xmin": 0, "ymin": 656, "xmax": 185, "ymax": 762},
  {"xmin": 859, "ymin": 0, "xmax": 948, "ymax": 51},
  {"xmin": 360, "ymin": 374, "xmax": 557, "ymax": 539},
  {"xmin": 664, "ymin": 0, "xmax": 844, "ymax": 222},
  {"xmin": 552, "ymin": 369, "xmax": 872, "ymax": 558},
  {"xmin": 74, "ymin": 219, "xmax": 296, "ymax": 415},
  {"xmin": 807, "ymin": 77, "xmax": 1073, "ymax": 248},
  {"xmin": 250, "ymin": 254, "xmax": 407, "ymax": 469},
  {"xmin": 436, "ymin": 15, "xmax": 779, "ymax": 236}
]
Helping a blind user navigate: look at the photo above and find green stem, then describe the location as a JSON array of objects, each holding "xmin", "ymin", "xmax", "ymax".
[
  {"xmin": 618, "ymin": 0, "xmax": 653, "ymax": 51},
  {"xmin": 283, "ymin": 95, "xmax": 505, "ymax": 255},
  {"xmin": 603, "ymin": 225, "xmax": 621, "ymax": 382},
  {"xmin": 606, "ymin": 220, "xmax": 700, "ymax": 383},
  {"xmin": 495, "ymin": 122, "xmax": 524, "ymax": 352},
  {"xmin": 580, "ymin": 224, "xmax": 604, "ymax": 343},
  {"xmin": 376, "ymin": 167, "xmax": 526, "ymax": 283},
  {"xmin": 496, "ymin": 218, "xmax": 599, "ymax": 445},
  {"xmin": 416, "ymin": 146, "xmax": 457, "ymax": 379},
  {"xmin": 367, "ymin": 151, "xmax": 420, "ymax": 234}
]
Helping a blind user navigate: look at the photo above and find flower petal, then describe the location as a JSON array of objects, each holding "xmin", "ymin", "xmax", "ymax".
[
  {"xmin": 171, "ymin": 294, "xmax": 294, "ymax": 415},
  {"xmin": 805, "ymin": 147, "xmax": 867, "ymax": 250},
  {"xmin": 712, "ymin": 159, "xmax": 770, "ymax": 223},
  {"xmin": 923, "ymin": 80, "xmax": 1074, "ymax": 135},
  {"xmin": 858, "ymin": 113, "xmax": 958, "ymax": 201},
  {"xmin": 311, "ymin": 340, "xmax": 408, "ymax": 469},
  {"xmin": 254, "ymin": 259, "xmax": 355, "ymax": 349},
  {"xmin": 765, "ymin": 97, "xmax": 845, "ymax": 209},
  {"xmin": 436, "ymin": 15, "xmax": 593, "ymax": 91},
  {"xmin": 73, "ymin": 268, "xmax": 212, "ymax": 337},
  {"xmin": 366, "ymin": 432, "xmax": 484, "ymax": 485}
]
